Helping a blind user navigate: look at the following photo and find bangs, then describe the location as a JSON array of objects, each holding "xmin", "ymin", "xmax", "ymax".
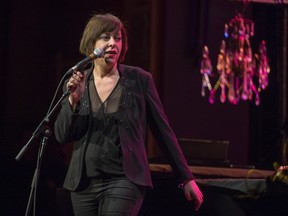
[
  {"xmin": 103, "ymin": 23, "xmax": 120, "ymax": 33},
  {"xmin": 98, "ymin": 17, "xmax": 121, "ymax": 35}
]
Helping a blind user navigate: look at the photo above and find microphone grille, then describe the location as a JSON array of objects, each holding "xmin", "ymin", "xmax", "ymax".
[{"xmin": 93, "ymin": 48, "xmax": 104, "ymax": 57}]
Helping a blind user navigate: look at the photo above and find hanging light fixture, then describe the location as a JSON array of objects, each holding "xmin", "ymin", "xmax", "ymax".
[{"xmin": 200, "ymin": 13, "xmax": 270, "ymax": 105}]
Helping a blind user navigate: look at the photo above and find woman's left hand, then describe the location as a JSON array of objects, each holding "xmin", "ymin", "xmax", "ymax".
[{"xmin": 183, "ymin": 179, "xmax": 203, "ymax": 211}]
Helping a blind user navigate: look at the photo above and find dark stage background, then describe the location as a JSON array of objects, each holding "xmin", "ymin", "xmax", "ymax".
[{"xmin": 0, "ymin": 0, "xmax": 287, "ymax": 215}]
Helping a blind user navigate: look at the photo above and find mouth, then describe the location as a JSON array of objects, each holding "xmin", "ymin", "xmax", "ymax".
[{"xmin": 105, "ymin": 50, "xmax": 117, "ymax": 55}]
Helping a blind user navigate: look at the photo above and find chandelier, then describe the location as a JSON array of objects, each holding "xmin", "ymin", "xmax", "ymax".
[{"xmin": 200, "ymin": 13, "xmax": 270, "ymax": 105}]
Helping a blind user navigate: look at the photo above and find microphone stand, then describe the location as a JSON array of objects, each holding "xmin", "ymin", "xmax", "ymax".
[{"xmin": 15, "ymin": 85, "xmax": 71, "ymax": 216}]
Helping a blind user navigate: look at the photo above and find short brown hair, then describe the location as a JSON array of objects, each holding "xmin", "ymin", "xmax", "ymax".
[{"xmin": 79, "ymin": 13, "xmax": 128, "ymax": 62}]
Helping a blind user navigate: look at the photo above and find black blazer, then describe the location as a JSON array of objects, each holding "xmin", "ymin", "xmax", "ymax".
[{"xmin": 54, "ymin": 64, "xmax": 194, "ymax": 191}]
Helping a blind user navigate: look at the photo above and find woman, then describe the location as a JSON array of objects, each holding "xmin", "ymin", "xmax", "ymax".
[{"xmin": 54, "ymin": 13, "xmax": 203, "ymax": 216}]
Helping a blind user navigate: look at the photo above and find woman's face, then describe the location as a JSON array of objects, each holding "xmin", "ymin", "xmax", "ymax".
[{"xmin": 95, "ymin": 30, "xmax": 122, "ymax": 66}]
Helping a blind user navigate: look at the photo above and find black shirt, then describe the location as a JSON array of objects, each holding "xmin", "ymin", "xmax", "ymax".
[{"xmin": 85, "ymin": 74, "xmax": 124, "ymax": 177}]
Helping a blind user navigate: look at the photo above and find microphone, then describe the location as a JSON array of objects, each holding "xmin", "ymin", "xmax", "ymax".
[{"xmin": 66, "ymin": 48, "xmax": 104, "ymax": 75}]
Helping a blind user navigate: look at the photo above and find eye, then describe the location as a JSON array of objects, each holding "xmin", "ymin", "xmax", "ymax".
[
  {"xmin": 100, "ymin": 34, "xmax": 110, "ymax": 41},
  {"xmin": 115, "ymin": 36, "xmax": 122, "ymax": 42}
]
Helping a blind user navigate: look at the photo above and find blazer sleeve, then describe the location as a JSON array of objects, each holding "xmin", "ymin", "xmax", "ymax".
[
  {"xmin": 145, "ymin": 72, "xmax": 194, "ymax": 183},
  {"xmin": 54, "ymin": 88, "xmax": 89, "ymax": 144}
]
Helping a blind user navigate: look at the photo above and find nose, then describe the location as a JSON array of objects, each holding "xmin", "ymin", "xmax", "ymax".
[{"xmin": 108, "ymin": 38, "xmax": 116, "ymax": 47}]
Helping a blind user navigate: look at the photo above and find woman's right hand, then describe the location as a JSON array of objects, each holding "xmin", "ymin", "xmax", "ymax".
[{"xmin": 67, "ymin": 71, "xmax": 87, "ymax": 110}]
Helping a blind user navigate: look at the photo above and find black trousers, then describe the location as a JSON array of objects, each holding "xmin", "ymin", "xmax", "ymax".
[{"xmin": 71, "ymin": 176, "xmax": 146, "ymax": 216}]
